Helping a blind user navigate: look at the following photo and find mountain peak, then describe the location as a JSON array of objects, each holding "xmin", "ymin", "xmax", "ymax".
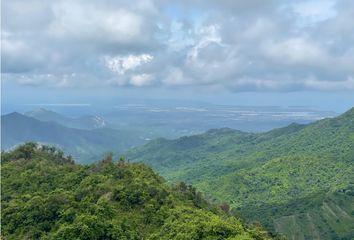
[{"xmin": 4, "ymin": 112, "xmax": 25, "ymax": 118}]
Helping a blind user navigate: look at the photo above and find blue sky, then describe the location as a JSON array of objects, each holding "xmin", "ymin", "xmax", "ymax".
[{"xmin": 2, "ymin": 0, "xmax": 354, "ymax": 113}]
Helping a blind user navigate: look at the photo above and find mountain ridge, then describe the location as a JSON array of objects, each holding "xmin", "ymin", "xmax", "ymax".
[
  {"xmin": 25, "ymin": 108, "xmax": 106, "ymax": 129},
  {"xmin": 1, "ymin": 112, "xmax": 147, "ymax": 163},
  {"xmin": 126, "ymin": 107, "xmax": 354, "ymax": 239}
]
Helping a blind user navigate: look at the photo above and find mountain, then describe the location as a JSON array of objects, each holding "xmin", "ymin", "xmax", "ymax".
[
  {"xmin": 126, "ymin": 107, "xmax": 354, "ymax": 239},
  {"xmin": 1, "ymin": 143, "xmax": 271, "ymax": 239},
  {"xmin": 25, "ymin": 108, "xmax": 106, "ymax": 129},
  {"xmin": 1, "ymin": 112, "xmax": 147, "ymax": 163}
]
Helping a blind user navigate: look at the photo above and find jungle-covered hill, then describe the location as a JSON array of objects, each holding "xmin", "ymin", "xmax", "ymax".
[{"xmin": 1, "ymin": 143, "xmax": 272, "ymax": 240}]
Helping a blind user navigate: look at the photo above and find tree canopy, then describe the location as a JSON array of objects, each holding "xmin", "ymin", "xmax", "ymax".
[{"xmin": 1, "ymin": 143, "xmax": 271, "ymax": 239}]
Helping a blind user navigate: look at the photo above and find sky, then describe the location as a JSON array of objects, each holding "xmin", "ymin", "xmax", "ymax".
[{"xmin": 2, "ymin": 0, "xmax": 354, "ymax": 113}]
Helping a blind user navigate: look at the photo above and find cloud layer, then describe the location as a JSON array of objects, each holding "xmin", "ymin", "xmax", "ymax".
[{"xmin": 2, "ymin": 0, "xmax": 354, "ymax": 91}]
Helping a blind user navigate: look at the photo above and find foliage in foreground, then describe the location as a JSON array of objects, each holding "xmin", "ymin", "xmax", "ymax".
[{"xmin": 1, "ymin": 143, "xmax": 271, "ymax": 240}]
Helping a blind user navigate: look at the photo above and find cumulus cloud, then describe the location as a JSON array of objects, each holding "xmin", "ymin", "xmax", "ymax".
[
  {"xmin": 104, "ymin": 54, "xmax": 154, "ymax": 75},
  {"xmin": 2, "ymin": 0, "xmax": 354, "ymax": 91}
]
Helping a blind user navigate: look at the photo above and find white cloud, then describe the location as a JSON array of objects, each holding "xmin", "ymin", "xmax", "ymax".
[
  {"xmin": 104, "ymin": 54, "xmax": 154, "ymax": 75},
  {"xmin": 2, "ymin": 0, "xmax": 354, "ymax": 92}
]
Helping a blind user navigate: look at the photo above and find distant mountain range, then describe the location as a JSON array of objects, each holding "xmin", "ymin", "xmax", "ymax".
[
  {"xmin": 1, "ymin": 112, "xmax": 147, "ymax": 163},
  {"xmin": 126, "ymin": 107, "xmax": 354, "ymax": 239},
  {"xmin": 25, "ymin": 108, "xmax": 106, "ymax": 129}
]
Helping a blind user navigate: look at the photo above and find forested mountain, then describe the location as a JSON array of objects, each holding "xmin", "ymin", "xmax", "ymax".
[
  {"xmin": 127, "ymin": 107, "xmax": 354, "ymax": 239},
  {"xmin": 1, "ymin": 112, "xmax": 146, "ymax": 163},
  {"xmin": 1, "ymin": 143, "xmax": 271, "ymax": 239},
  {"xmin": 25, "ymin": 108, "xmax": 106, "ymax": 129}
]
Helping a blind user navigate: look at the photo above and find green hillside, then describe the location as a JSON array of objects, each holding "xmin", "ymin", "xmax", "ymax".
[
  {"xmin": 127, "ymin": 107, "xmax": 354, "ymax": 239},
  {"xmin": 237, "ymin": 189, "xmax": 354, "ymax": 240},
  {"xmin": 1, "ymin": 143, "xmax": 271, "ymax": 240}
]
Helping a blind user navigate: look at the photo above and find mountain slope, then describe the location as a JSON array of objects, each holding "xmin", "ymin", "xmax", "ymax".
[
  {"xmin": 126, "ymin": 107, "xmax": 354, "ymax": 239},
  {"xmin": 1, "ymin": 112, "xmax": 146, "ymax": 163},
  {"xmin": 25, "ymin": 108, "xmax": 106, "ymax": 129},
  {"xmin": 238, "ymin": 189, "xmax": 354, "ymax": 240},
  {"xmin": 1, "ymin": 143, "xmax": 271, "ymax": 239}
]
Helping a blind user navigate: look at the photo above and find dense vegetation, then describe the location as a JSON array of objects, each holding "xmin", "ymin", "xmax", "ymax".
[
  {"xmin": 237, "ymin": 188, "xmax": 354, "ymax": 240},
  {"xmin": 127, "ymin": 107, "xmax": 354, "ymax": 239},
  {"xmin": 1, "ymin": 143, "xmax": 271, "ymax": 239}
]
